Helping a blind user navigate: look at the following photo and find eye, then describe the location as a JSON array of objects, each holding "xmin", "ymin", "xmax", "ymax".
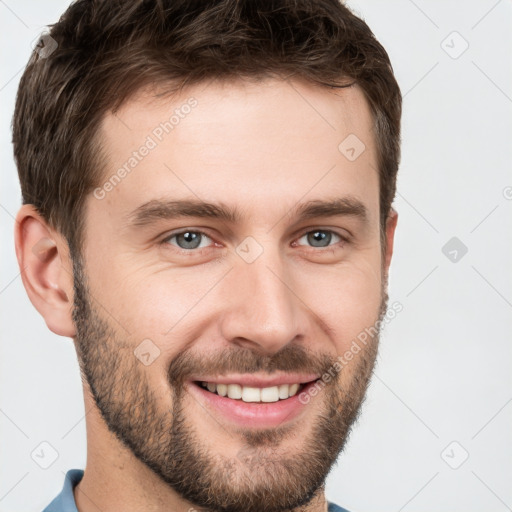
[
  {"xmin": 294, "ymin": 229, "xmax": 347, "ymax": 249},
  {"xmin": 160, "ymin": 227, "xmax": 349, "ymax": 256},
  {"xmin": 162, "ymin": 230, "xmax": 214, "ymax": 251}
]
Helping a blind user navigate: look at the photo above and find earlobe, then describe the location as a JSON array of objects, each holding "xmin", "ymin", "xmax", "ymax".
[{"xmin": 14, "ymin": 205, "xmax": 76, "ymax": 338}]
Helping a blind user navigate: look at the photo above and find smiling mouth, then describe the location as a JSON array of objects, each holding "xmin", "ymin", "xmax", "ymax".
[{"xmin": 194, "ymin": 380, "xmax": 317, "ymax": 403}]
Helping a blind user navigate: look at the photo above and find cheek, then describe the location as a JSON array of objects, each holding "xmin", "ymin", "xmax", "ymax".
[
  {"xmin": 86, "ymin": 235, "xmax": 383, "ymax": 361},
  {"xmin": 296, "ymin": 257, "xmax": 383, "ymax": 350},
  {"xmin": 96, "ymin": 263, "xmax": 222, "ymax": 358}
]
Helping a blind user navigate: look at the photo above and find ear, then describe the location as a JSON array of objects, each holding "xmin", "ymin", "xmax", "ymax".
[
  {"xmin": 383, "ymin": 207, "xmax": 398, "ymax": 274},
  {"xmin": 14, "ymin": 204, "xmax": 76, "ymax": 338}
]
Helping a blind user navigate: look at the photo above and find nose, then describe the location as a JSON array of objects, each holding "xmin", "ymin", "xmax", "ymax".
[{"xmin": 218, "ymin": 247, "xmax": 308, "ymax": 355}]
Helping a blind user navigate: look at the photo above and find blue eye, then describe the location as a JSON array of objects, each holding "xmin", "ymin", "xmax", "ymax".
[
  {"xmin": 296, "ymin": 230, "xmax": 344, "ymax": 248},
  {"xmin": 163, "ymin": 230, "xmax": 213, "ymax": 251},
  {"xmin": 161, "ymin": 228, "xmax": 348, "ymax": 255}
]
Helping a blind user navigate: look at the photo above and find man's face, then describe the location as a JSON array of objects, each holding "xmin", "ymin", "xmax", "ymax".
[{"xmin": 73, "ymin": 78, "xmax": 392, "ymax": 512}]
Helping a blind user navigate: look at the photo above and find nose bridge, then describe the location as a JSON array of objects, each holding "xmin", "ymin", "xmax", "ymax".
[{"xmin": 219, "ymin": 242, "xmax": 305, "ymax": 353}]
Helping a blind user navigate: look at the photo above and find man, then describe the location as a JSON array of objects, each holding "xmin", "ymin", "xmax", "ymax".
[{"xmin": 12, "ymin": 0, "xmax": 401, "ymax": 511}]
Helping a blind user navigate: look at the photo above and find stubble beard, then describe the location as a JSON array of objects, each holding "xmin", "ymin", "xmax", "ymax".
[{"xmin": 71, "ymin": 255, "xmax": 387, "ymax": 512}]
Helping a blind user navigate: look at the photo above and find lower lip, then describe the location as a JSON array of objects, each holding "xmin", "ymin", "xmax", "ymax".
[{"xmin": 186, "ymin": 381, "xmax": 319, "ymax": 428}]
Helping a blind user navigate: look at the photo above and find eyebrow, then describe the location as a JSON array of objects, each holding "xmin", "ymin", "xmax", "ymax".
[{"xmin": 126, "ymin": 196, "xmax": 369, "ymax": 228}]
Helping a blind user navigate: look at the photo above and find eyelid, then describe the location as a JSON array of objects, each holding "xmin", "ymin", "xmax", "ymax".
[
  {"xmin": 293, "ymin": 228, "xmax": 351, "ymax": 249},
  {"xmin": 294, "ymin": 226, "xmax": 351, "ymax": 242},
  {"xmin": 160, "ymin": 228, "xmax": 216, "ymax": 248},
  {"xmin": 160, "ymin": 226, "xmax": 350, "ymax": 253}
]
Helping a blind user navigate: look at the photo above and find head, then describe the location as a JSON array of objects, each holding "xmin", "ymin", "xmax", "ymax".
[{"xmin": 13, "ymin": 1, "xmax": 401, "ymax": 511}]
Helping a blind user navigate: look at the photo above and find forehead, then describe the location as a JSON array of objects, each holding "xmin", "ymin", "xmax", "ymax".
[
  {"xmin": 103, "ymin": 77, "xmax": 375, "ymax": 152},
  {"xmin": 94, "ymin": 78, "xmax": 379, "ymax": 230}
]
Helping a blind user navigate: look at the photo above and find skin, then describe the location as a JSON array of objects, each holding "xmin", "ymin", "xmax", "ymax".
[{"xmin": 15, "ymin": 78, "xmax": 398, "ymax": 512}]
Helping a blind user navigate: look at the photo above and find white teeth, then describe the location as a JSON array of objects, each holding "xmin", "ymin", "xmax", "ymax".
[
  {"xmin": 216, "ymin": 383, "xmax": 228, "ymax": 397},
  {"xmin": 227, "ymin": 383, "xmax": 242, "ymax": 399},
  {"xmin": 289, "ymin": 383, "xmax": 300, "ymax": 396},
  {"xmin": 200, "ymin": 381, "xmax": 305, "ymax": 402},
  {"xmin": 261, "ymin": 386, "xmax": 279, "ymax": 402},
  {"xmin": 242, "ymin": 386, "xmax": 261, "ymax": 402},
  {"xmin": 278, "ymin": 384, "xmax": 289, "ymax": 399}
]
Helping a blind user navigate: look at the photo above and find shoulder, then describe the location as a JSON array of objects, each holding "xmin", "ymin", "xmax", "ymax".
[
  {"xmin": 42, "ymin": 469, "xmax": 84, "ymax": 512},
  {"xmin": 328, "ymin": 501, "xmax": 353, "ymax": 512}
]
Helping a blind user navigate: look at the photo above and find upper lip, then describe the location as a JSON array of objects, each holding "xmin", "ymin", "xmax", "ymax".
[{"xmin": 190, "ymin": 373, "xmax": 320, "ymax": 388}]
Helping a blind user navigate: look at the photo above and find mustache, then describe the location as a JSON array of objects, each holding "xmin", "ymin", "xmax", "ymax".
[{"xmin": 168, "ymin": 344, "xmax": 338, "ymax": 386}]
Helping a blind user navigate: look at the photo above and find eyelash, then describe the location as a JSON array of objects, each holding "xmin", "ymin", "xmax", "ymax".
[{"xmin": 160, "ymin": 228, "xmax": 350, "ymax": 255}]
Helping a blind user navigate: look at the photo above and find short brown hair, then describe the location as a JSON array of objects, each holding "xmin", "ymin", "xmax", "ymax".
[{"xmin": 12, "ymin": 0, "xmax": 401, "ymax": 258}]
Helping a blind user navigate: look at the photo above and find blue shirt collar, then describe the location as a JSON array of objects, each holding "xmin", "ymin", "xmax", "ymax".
[
  {"xmin": 43, "ymin": 468, "xmax": 349, "ymax": 512},
  {"xmin": 42, "ymin": 469, "xmax": 83, "ymax": 512}
]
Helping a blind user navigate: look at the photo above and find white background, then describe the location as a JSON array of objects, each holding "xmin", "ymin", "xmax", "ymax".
[{"xmin": 1, "ymin": 1, "xmax": 511, "ymax": 511}]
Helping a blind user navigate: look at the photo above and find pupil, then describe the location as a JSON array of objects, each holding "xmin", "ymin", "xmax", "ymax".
[
  {"xmin": 309, "ymin": 230, "xmax": 330, "ymax": 247},
  {"xmin": 179, "ymin": 231, "xmax": 201, "ymax": 249}
]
